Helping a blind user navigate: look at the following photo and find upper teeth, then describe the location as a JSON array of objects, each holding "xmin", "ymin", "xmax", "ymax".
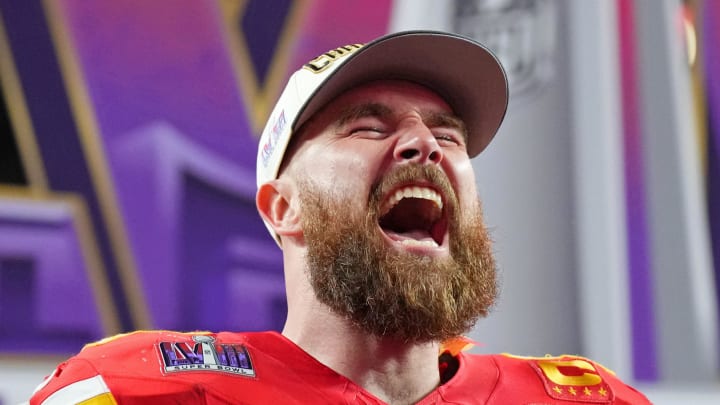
[{"xmin": 381, "ymin": 186, "xmax": 443, "ymax": 215}]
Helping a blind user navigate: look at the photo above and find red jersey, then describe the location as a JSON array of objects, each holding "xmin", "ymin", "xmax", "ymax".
[{"xmin": 29, "ymin": 330, "xmax": 650, "ymax": 404}]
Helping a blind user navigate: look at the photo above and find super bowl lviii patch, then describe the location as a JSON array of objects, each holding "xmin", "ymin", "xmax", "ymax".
[
  {"xmin": 530, "ymin": 356, "xmax": 614, "ymax": 403},
  {"xmin": 157, "ymin": 334, "xmax": 255, "ymax": 377}
]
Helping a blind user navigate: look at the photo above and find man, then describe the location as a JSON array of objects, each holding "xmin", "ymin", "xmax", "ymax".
[{"xmin": 29, "ymin": 31, "xmax": 650, "ymax": 404}]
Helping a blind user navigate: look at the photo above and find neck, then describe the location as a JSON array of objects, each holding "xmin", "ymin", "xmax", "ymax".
[
  {"xmin": 280, "ymin": 246, "xmax": 442, "ymax": 404},
  {"xmin": 283, "ymin": 305, "xmax": 441, "ymax": 404}
]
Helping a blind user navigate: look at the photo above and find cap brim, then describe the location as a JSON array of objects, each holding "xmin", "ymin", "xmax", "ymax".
[{"xmin": 293, "ymin": 30, "xmax": 508, "ymax": 158}]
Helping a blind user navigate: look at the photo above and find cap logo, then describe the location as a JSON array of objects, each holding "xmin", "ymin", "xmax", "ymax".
[
  {"xmin": 261, "ymin": 110, "xmax": 287, "ymax": 166},
  {"xmin": 303, "ymin": 44, "xmax": 363, "ymax": 73}
]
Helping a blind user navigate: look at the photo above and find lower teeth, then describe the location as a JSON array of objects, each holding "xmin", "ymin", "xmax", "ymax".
[{"xmin": 400, "ymin": 239, "xmax": 438, "ymax": 248}]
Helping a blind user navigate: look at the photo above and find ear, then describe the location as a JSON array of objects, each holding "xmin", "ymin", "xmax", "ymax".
[{"xmin": 256, "ymin": 180, "xmax": 302, "ymax": 239}]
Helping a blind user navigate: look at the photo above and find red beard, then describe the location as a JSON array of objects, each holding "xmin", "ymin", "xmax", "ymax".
[{"xmin": 300, "ymin": 164, "xmax": 497, "ymax": 343}]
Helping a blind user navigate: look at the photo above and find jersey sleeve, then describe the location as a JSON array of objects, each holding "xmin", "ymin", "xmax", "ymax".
[
  {"xmin": 508, "ymin": 353, "xmax": 652, "ymax": 404},
  {"xmin": 29, "ymin": 357, "xmax": 118, "ymax": 405},
  {"xmin": 469, "ymin": 352, "xmax": 653, "ymax": 405},
  {"xmin": 27, "ymin": 330, "xmax": 264, "ymax": 404},
  {"xmin": 587, "ymin": 357, "xmax": 652, "ymax": 404}
]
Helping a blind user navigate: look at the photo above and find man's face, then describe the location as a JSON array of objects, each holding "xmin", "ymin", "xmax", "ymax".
[{"xmin": 283, "ymin": 80, "xmax": 497, "ymax": 342}]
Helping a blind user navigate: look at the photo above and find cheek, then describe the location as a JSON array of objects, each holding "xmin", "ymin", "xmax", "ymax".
[
  {"xmin": 334, "ymin": 154, "xmax": 371, "ymax": 176},
  {"xmin": 448, "ymin": 159, "xmax": 480, "ymax": 206},
  {"xmin": 338, "ymin": 159, "xmax": 375, "ymax": 200},
  {"xmin": 304, "ymin": 151, "xmax": 373, "ymax": 198}
]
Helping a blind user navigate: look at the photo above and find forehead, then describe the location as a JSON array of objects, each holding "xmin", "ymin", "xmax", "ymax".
[{"xmin": 322, "ymin": 80, "xmax": 455, "ymax": 118}]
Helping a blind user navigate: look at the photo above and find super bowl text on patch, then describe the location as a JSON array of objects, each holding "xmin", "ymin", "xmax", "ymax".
[
  {"xmin": 158, "ymin": 334, "xmax": 255, "ymax": 377},
  {"xmin": 530, "ymin": 357, "xmax": 614, "ymax": 402}
]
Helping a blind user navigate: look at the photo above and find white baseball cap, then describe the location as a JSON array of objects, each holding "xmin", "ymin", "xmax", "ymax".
[{"xmin": 256, "ymin": 30, "xmax": 508, "ymax": 243}]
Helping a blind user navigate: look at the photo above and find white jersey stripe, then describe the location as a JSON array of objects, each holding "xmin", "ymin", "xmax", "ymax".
[
  {"xmin": 40, "ymin": 375, "xmax": 112, "ymax": 405},
  {"xmin": 31, "ymin": 368, "xmax": 58, "ymax": 395}
]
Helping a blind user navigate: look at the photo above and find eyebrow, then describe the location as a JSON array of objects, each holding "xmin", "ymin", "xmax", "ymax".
[
  {"xmin": 335, "ymin": 103, "xmax": 393, "ymax": 127},
  {"xmin": 422, "ymin": 111, "xmax": 468, "ymax": 143},
  {"xmin": 334, "ymin": 102, "xmax": 468, "ymax": 142}
]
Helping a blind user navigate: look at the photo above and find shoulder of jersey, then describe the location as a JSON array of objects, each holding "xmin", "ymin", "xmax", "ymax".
[
  {"xmin": 486, "ymin": 352, "xmax": 652, "ymax": 404},
  {"xmin": 29, "ymin": 330, "xmax": 256, "ymax": 405}
]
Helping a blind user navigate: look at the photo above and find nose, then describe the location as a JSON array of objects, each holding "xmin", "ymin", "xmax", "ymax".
[{"xmin": 393, "ymin": 121, "xmax": 443, "ymax": 165}]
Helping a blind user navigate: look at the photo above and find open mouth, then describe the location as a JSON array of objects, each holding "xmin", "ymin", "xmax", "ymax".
[{"xmin": 378, "ymin": 185, "xmax": 448, "ymax": 249}]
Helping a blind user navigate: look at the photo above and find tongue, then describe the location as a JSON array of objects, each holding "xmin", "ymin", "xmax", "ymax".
[{"xmin": 385, "ymin": 229, "xmax": 434, "ymax": 243}]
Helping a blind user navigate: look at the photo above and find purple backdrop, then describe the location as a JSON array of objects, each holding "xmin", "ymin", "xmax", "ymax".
[{"xmin": 0, "ymin": 0, "xmax": 390, "ymax": 355}]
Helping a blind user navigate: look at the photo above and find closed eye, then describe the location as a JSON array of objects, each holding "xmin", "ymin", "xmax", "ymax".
[
  {"xmin": 350, "ymin": 126, "xmax": 384, "ymax": 134},
  {"xmin": 336, "ymin": 103, "xmax": 393, "ymax": 137},
  {"xmin": 433, "ymin": 130, "xmax": 464, "ymax": 146},
  {"xmin": 424, "ymin": 112, "xmax": 468, "ymax": 146},
  {"xmin": 347, "ymin": 126, "xmax": 391, "ymax": 140}
]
